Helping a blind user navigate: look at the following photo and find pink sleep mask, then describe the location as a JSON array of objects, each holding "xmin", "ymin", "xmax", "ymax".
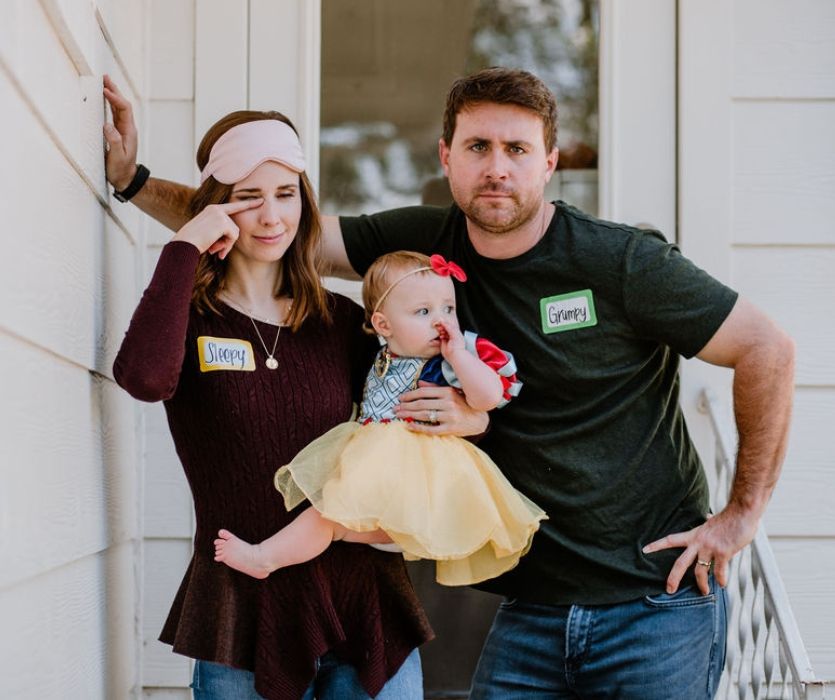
[{"xmin": 200, "ymin": 119, "xmax": 306, "ymax": 184}]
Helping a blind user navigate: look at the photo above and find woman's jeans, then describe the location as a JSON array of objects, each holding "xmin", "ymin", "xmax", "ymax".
[
  {"xmin": 470, "ymin": 577, "xmax": 727, "ymax": 699},
  {"xmin": 190, "ymin": 648, "xmax": 422, "ymax": 699}
]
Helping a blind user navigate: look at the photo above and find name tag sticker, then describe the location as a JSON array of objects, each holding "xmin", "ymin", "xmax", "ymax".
[
  {"xmin": 540, "ymin": 289, "xmax": 598, "ymax": 334},
  {"xmin": 197, "ymin": 336, "xmax": 256, "ymax": 372}
]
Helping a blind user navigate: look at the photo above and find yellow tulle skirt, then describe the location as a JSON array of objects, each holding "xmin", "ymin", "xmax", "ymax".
[{"xmin": 274, "ymin": 421, "xmax": 547, "ymax": 586}]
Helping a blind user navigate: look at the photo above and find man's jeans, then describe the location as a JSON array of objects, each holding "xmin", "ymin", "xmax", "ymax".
[
  {"xmin": 470, "ymin": 577, "xmax": 727, "ymax": 699},
  {"xmin": 191, "ymin": 648, "xmax": 422, "ymax": 699}
]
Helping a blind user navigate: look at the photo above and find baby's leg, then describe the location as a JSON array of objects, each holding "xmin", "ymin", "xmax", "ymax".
[{"xmin": 214, "ymin": 507, "xmax": 393, "ymax": 579}]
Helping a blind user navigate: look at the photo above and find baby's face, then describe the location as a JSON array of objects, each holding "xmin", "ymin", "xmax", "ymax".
[{"xmin": 377, "ymin": 272, "xmax": 458, "ymax": 357}]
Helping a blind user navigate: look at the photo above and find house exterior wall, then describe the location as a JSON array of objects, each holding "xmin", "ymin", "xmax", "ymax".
[
  {"xmin": 0, "ymin": 1, "xmax": 147, "ymax": 697},
  {"xmin": 679, "ymin": 0, "xmax": 835, "ymax": 678}
]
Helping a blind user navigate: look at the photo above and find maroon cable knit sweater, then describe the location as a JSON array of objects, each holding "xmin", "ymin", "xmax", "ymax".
[{"xmin": 114, "ymin": 241, "xmax": 433, "ymax": 699}]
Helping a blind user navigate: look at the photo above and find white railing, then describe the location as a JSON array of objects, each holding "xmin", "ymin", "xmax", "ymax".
[{"xmin": 699, "ymin": 389, "xmax": 830, "ymax": 699}]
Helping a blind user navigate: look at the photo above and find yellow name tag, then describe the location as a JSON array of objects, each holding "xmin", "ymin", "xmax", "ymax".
[{"xmin": 197, "ymin": 336, "xmax": 256, "ymax": 372}]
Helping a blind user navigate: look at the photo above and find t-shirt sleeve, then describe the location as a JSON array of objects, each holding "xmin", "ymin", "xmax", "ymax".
[
  {"xmin": 622, "ymin": 231, "xmax": 739, "ymax": 358},
  {"xmin": 340, "ymin": 206, "xmax": 450, "ymax": 275},
  {"xmin": 337, "ymin": 296, "xmax": 378, "ymax": 404}
]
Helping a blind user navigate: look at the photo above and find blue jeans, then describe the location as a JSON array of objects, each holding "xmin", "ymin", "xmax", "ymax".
[
  {"xmin": 191, "ymin": 648, "xmax": 422, "ymax": 699},
  {"xmin": 470, "ymin": 578, "xmax": 727, "ymax": 699}
]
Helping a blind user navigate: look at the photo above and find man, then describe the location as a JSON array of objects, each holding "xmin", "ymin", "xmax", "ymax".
[{"xmin": 104, "ymin": 68, "xmax": 795, "ymax": 698}]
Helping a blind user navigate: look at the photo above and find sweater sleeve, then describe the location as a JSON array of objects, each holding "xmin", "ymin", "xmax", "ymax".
[{"xmin": 113, "ymin": 241, "xmax": 201, "ymax": 402}]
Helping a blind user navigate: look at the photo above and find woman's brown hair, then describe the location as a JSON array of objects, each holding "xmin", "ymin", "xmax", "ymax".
[{"xmin": 190, "ymin": 110, "xmax": 329, "ymax": 330}]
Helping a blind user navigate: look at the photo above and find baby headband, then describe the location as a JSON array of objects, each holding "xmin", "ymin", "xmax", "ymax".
[
  {"xmin": 200, "ymin": 119, "xmax": 306, "ymax": 184},
  {"xmin": 373, "ymin": 254, "xmax": 467, "ymax": 313}
]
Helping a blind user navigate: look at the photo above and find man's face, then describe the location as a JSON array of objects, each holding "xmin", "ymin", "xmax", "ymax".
[{"xmin": 439, "ymin": 102, "xmax": 558, "ymax": 235}]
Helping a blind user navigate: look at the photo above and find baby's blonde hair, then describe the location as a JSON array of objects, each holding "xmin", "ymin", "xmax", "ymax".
[{"xmin": 362, "ymin": 251, "xmax": 433, "ymax": 333}]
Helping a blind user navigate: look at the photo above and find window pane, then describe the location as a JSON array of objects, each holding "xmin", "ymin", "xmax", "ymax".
[{"xmin": 321, "ymin": 0, "xmax": 599, "ymax": 216}]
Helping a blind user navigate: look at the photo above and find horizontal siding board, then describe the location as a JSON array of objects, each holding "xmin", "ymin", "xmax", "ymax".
[
  {"xmin": 143, "ymin": 690, "xmax": 191, "ymax": 699},
  {"xmin": 149, "ymin": 99, "xmax": 196, "ymax": 185},
  {"xmin": 0, "ymin": 68, "xmax": 99, "ymax": 370},
  {"xmin": 769, "ymin": 538, "xmax": 835, "ymax": 679},
  {"xmin": 101, "ymin": 378, "xmax": 141, "ymax": 544},
  {"xmin": 764, "ymin": 387, "xmax": 835, "ymax": 536},
  {"xmin": 733, "ymin": 101, "xmax": 835, "ymax": 245},
  {"xmin": 144, "ymin": 402, "xmax": 194, "ymax": 538},
  {"xmin": 147, "ymin": 98, "xmax": 196, "ymax": 246},
  {"xmin": 149, "ymin": 0, "xmax": 195, "ymax": 100},
  {"xmin": 732, "ymin": 247, "xmax": 835, "ymax": 385},
  {"xmin": 98, "ymin": 216, "xmax": 141, "ymax": 378},
  {"xmin": 96, "ymin": 0, "xmax": 146, "ymax": 91},
  {"xmin": 0, "ymin": 335, "xmax": 106, "ymax": 589},
  {"xmin": 0, "ymin": 0, "xmax": 110, "ymax": 196},
  {"xmin": 143, "ymin": 539, "xmax": 193, "ymax": 688},
  {"xmin": 733, "ymin": 0, "xmax": 835, "ymax": 98},
  {"xmin": 194, "ymin": 0, "xmax": 248, "ymax": 139},
  {"xmin": 0, "ymin": 550, "xmax": 128, "ymax": 699}
]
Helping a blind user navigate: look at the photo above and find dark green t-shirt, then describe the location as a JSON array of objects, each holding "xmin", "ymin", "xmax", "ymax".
[{"xmin": 341, "ymin": 201, "xmax": 738, "ymax": 605}]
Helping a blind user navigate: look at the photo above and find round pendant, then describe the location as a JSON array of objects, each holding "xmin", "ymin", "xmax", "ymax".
[{"xmin": 265, "ymin": 356, "xmax": 279, "ymax": 370}]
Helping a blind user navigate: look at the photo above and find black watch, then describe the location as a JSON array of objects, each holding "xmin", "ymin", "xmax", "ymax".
[{"xmin": 113, "ymin": 164, "xmax": 150, "ymax": 202}]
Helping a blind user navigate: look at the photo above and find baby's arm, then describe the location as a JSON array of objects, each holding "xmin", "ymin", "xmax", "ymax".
[{"xmin": 436, "ymin": 321, "xmax": 504, "ymax": 411}]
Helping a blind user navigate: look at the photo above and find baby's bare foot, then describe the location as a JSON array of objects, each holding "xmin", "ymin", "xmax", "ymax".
[{"xmin": 214, "ymin": 529, "xmax": 273, "ymax": 579}]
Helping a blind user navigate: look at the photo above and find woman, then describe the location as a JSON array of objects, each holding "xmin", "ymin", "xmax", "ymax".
[{"xmin": 112, "ymin": 110, "xmax": 435, "ymax": 699}]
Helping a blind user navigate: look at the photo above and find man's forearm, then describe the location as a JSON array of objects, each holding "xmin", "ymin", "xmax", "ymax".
[
  {"xmin": 728, "ymin": 332, "xmax": 795, "ymax": 516},
  {"xmin": 130, "ymin": 177, "xmax": 195, "ymax": 232}
]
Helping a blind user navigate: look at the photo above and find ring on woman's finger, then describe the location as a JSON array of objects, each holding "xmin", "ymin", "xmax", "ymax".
[
  {"xmin": 428, "ymin": 409, "xmax": 439, "ymax": 424},
  {"xmin": 697, "ymin": 559, "xmax": 712, "ymax": 568}
]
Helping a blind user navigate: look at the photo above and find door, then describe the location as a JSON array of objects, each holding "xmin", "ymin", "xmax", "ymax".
[{"xmin": 320, "ymin": 1, "xmax": 601, "ymax": 695}]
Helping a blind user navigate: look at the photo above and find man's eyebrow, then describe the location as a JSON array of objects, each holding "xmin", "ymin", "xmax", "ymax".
[{"xmin": 461, "ymin": 136, "xmax": 534, "ymax": 148}]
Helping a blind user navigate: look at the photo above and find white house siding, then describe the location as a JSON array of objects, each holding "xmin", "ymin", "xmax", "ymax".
[
  {"xmin": 0, "ymin": 1, "xmax": 147, "ymax": 698},
  {"xmin": 679, "ymin": 0, "xmax": 835, "ymax": 678}
]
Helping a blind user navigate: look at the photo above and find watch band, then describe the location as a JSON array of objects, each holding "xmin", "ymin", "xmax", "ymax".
[{"xmin": 113, "ymin": 164, "xmax": 150, "ymax": 203}]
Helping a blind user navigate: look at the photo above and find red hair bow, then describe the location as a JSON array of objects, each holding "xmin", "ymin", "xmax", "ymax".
[{"xmin": 429, "ymin": 254, "xmax": 468, "ymax": 282}]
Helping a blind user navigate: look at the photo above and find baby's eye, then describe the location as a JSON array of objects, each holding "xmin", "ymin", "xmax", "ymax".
[
  {"xmin": 415, "ymin": 308, "xmax": 429, "ymax": 316},
  {"xmin": 444, "ymin": 305, "xmax": 455, "ymax": 314}
]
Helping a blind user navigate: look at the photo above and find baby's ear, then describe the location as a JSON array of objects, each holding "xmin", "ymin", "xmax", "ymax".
[{"xmin": 370, "ymin": 311, "xmax": 391, "ymax": 337}]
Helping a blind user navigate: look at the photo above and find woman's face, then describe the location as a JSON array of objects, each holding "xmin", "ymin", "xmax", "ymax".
[{"xmin": 227, "ymin": 160, "xmax": 303, "ymax": 264}]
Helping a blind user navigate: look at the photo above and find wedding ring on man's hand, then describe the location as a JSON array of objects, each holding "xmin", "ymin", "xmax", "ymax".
[
  {"xmin": 428, "ymin": 409, "xmax": 439, "ymax": 424},
  {"xmin": 697, "ymin": 559, "xmax": 712, "ymax": 567}
]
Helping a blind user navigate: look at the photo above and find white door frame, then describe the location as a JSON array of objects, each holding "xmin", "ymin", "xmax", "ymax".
[{"xmin": 598, "ymin": 0, "xmax": 677, "ymax": 237}]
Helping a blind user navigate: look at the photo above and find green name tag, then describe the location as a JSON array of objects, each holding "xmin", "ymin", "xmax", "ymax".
[{"xmin": 540, "ymin": 289, "xmax": 597, "ymax": 334}]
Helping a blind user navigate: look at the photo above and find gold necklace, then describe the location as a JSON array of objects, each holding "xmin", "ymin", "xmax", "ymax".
[
  {"xmin": 249, "ymin": 315, "xmax": 282, "ymax": 370},
  {"xmin": 224, "ymin": 296, "xmax": 291, "ymax": 370}
]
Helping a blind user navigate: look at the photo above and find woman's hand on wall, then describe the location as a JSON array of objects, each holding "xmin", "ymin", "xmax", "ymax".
[{"xmin": 103, "ymin": 74, "xmax": 139, "ymax": 191}]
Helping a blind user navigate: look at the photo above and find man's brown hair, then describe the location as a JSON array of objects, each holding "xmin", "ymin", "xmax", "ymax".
[{"xmin": 442, "ymin": 67, "xmax": 558, "ymax": 152}]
